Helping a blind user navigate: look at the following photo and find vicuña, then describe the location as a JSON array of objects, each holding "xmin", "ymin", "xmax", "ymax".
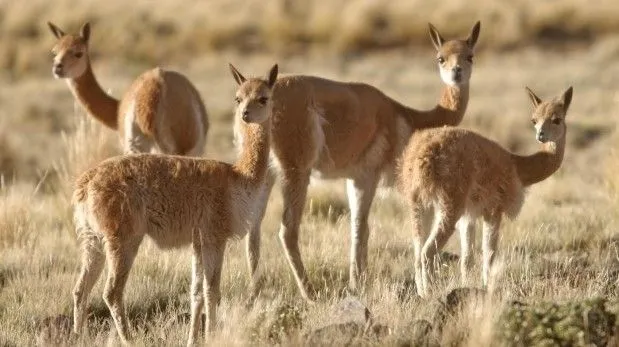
[
  {"xmin": 48, "ymin": 22, "xmax": 208, "ymax": 156},
  {"xmin": 399, "ymin": 86, "xmax": 573, "ymax": 296},
  {"xmin": 245, "ymin": 21, "xmax": 481, "ymax": 299},
  {"xmin": 71, "ymin": 64, "xmax": 278, "ymax": 344}
]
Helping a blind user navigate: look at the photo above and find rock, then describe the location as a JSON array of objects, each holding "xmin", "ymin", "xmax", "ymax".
[
  {"xmin": 331, "ymin": 295, "xmax": 371, "ymax": 325},
  {"xmin": 444, "ymin": 287, "xmax": 486, "ymax": 314},
  {"xmin": 305, "ymin": 296, "xmax": 390, "ymax": 345},
  {"xmin": 306, "ymin": 322, "xmax": 364, "ymax": 346},
  {"xmin": 306, "ymin": 321, "xmax": 390, "ymax": 346},
  {"xmin": 422, "ymin": 288, "xmax": 485, "ymax": 334}
]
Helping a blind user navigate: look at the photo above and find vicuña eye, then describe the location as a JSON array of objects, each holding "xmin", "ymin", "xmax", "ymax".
[
  {"xmin": 74, "ymin": 52, "xmax": 83, "ymax": 58},
  {"xmin": 530, "ymin": 119, "xmax": 536, "ymax": 125},
  {"xmin": 551, "ymin": 118, "xmax": 562, "ymax": 124},
  {"xmin": 234, "ymin": 97, "xmax": 241, "ymax": 104},
  {"xmin": 437, "ymin": 56, "xmax": 445, "ymax": 64},
  {"xmin": 467, "ymin": 55, "xmax": 474, "ymax": 63},
  {"xmin": 258, "ymin": 97, "xmax": 269, "ymax": 105}
]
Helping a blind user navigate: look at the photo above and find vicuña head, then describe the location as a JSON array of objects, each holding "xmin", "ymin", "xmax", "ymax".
[
  {"xmin": 399, "ymin": 85, "xmax": 573, "ymax": 297},
  {"xmin": 429, "ymin": 21, "xmax": 480, "ymax": 86},
  {"xmin": 70, "ymin": 64, "xmax": 277, "ymax": 345},
  {"xmin": 230, "ymin": 63, "xmax": 277, "ymax": 124},
  {"xmin": 528, "ymin": 85, "xmax": 572, "ymax": 144},
  {"xmin": 48, "ymin": 22, "xmax": 90, "ymax": 79}
]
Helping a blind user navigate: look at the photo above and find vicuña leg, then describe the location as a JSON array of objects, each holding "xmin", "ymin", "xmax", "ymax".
[
  {"xmin": 346, "ymin": 173, "xmax": 379, "ymax": 290},
  {"xmin": 102, "ymin": 235, "xmax": 142, "ymax": 344},
  {"xmin": 420, "ymin": 203, "xmax": 461, "ymax": 296},
  {"xmin": 457, "ymin": 217, "xmax": 474, "ymax": 284},
  {"xmin": 201, "ymin": 240, "xmax": 225, "ymax": 339},
  {"xmin": 245, "ymin": 171, "xmax": 276, "ymax": 300},
  {"xmin": 278, "ymin": 168, "xmax": 314, "ymax": 301},
  {"xmin": 73, "ymin": 232, "xmax": 106, "ymax": 336},
  {"xmin": 188, "ymin": 236, "xmax": 204, "ymax": 346},
  {"xmin": 410, "ymin": 201, "xmax": 428, "ymax": 296},
  {"xmin": 481, "ymin": 213, "xmax": 501, "ymax": 287}
]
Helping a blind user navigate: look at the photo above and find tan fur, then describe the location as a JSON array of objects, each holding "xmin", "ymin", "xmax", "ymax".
[
  {"xmin": 70, "ymin": 64, "xmax": 278, "ymax": 345},
  {"xmin": 48, "ymin": 22, "xmax": 208, "ymax": 156},
  {"xmin": 398, "ymin": 86, "xmax": 573, "ymax": 296},
  {"xmin": 243, "ymin": 22, "xmax": 481, "ymax": 299}
]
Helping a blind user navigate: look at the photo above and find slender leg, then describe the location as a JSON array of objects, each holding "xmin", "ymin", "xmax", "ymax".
[
  {"xmin": 102, "ymin": 236, "xmax": 142, "ymax": 345},
  {"xmin": 410, "ymin": 201, "xmax": 427, "ymax": 296},
  {"xmin": 481, "ymin": 214, "xmax": 501, "ymax": 287},
  {"xmin": 246, "ymin": 171, "xmax": 276, "ymax": 301},
  {"xmin": 420, "ymin": 205, "xmax": 461, "ymax": 296},
  {"xmin": 421, "ymin": 205, "xmax": 435, "ymax": 238},
  {"xmin": 457, "ymin": 217, "xmax": 474, "ymax": 284},
  {"xmin": 278, "ymin": 168, "xmax": 314, "ymax": 301},
  {"xmin": 346, "ymin": 173, "xmax": 379, "ymax": 290},
  {"xmin": 73, "ymin": 232, "xmax": 105, "ymax": 336},
  {"xmin": 187, "ymin": 235, "xmax": 204, "ymax": 346},
  {"xmin": 201, "ymin": 240, "xmax": 226, "ymax": 341}
]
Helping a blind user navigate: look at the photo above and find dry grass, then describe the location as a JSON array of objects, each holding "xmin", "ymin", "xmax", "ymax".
[
  {"xmin": 52, "ymin": 110, "xmax": 119, "ymax": 196},
  {"xmin": 2, "ymin": 0, "xmax": 619, "ymax": 77},
  {"xmin": 1, "ymin": 2, "xmax": 619, "ymax": 345}
]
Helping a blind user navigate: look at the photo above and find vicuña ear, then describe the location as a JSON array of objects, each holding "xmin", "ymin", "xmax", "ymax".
[
  {"xmin": 80, "ymin": 22, "xmax": 91, "ymax": 43},
  {"xmin": 267, "ymin": 64, "xmax": 278, "ymax": 88},
  {"xmin": 428, "ymin": 23, "xmax": 445, "ymax": 50},
  {"xmin": 47, "ymin": 22, "xmax": 65, "ymax": 39},
  {"xmin": 560, "ymin": 86, "xmax": 573, "ymax": 113},
  {"xmin": 525, "ymin": 86, "xmax": 542, "ymax": 108},
  {"xmin": 229, "ymin": 63, "xmax": 246, "ymax": 86},
  {"xmin": 467, "ymin": 21, "xmax": 481, "ymax": 48}
]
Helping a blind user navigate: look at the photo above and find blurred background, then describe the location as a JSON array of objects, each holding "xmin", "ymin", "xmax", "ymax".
[{"xmin": 2, "ymin": 0, "xmax": 619, "ymax": 75}]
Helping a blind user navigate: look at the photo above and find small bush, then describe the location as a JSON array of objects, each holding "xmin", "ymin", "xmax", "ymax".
[{"xmin": 498, "ymin": 298, "xmax": 616, "ymax": 346}]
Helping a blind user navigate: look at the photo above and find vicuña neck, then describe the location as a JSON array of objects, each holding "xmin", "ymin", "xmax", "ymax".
[
  {"xmin": 511, "ymin": 135, "xmax": 566, "ymax": 187},
  {"xmin": 233, "ymin": 120, "xmax": 271, "ymax": 186},
  {"xmin": 400, "ymin": 83, "xmax": 469, "ymax": 130},
  {"xmin": 68, "ymin": 61, "xmax": 119, "ymax": 130}
]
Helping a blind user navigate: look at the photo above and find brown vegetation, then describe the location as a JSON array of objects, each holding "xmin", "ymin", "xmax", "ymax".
[{"xmin": 1, "ymin": 0, "xmax": 619, "ymax": 77}]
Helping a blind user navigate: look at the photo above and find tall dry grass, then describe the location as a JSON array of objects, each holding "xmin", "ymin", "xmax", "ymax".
[{"xmin": 52, "ymin": 103, "xmax": 119, "ymax": 196}]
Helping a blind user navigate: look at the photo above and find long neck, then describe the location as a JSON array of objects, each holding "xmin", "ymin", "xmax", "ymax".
[
  {"xmin": 68, "ymin": 61, "xmax": 119, "ymax": 130},
  {"xmin": 402, "ymin": 83, "xmax": 469, "ymax": 130},
  {"xmin": 232, "ymin": 120, "xmax": 271, "ymax": 186},
  {"xmin": 511, "ymin": 135, "xmax": 566, "ymax": 187}
]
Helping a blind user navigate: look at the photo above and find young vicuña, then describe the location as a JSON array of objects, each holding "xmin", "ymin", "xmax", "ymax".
[
  {"xmin": 399, "ymin": 86, "xmax": 573, "ymax": 296},
  {"xmin": 245, "ymin": 21, "xmax": 481, "ymax": 299},
  {"xmin": 71, "ymin": 64, "xmax": 278, "ymax": 344},
  {"xmin": 48, "ymin": 22, "xmax": 208, "ymax": 155}
]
